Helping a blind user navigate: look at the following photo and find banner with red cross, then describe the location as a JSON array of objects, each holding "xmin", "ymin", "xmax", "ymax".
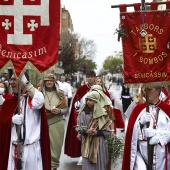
[
  {"xmin": 119, "ymin": 2, "xmax": 170, "ymax": 83},
  {"xmin": 0, "ymin": 0, "xmax": 60, "ymax": 77}
]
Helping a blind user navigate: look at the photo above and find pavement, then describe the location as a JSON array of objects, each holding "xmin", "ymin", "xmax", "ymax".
[{"xmin": 58, "ymin": 82, "xmax": 125, "ymax": 170}]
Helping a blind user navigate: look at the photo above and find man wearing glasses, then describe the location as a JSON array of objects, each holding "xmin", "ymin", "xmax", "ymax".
[
  {"xmin": 0, "ymin": 73, "xmax": 51, "ymax": 170},
  {"xmin": 122, "ymin": 86, "xmax": 170, "ymax": 170}
]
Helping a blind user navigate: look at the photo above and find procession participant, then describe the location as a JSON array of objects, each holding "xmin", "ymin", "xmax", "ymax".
[
  {"xmin": 59, "ymin": 75, "xmax": 72, "ymax": 107},
  {"xmin": 161, "ymin": 86, "xmax": 170, "ymax": 104},
  {"xmin": 122, "ymin": 86, "xmax": 170, "ymax": 170},
  {"xmin": 124, "ymin": 84, "xmax": 145, "ymax": 121},
  {"xmin": 0, "ymin": 73, "xmax": 51, "ymax": 170},
  {"xmin": 77, "ymin": 91, "xmax": 112, "ymax": 170},
  {"xmin": 119, "ymin": 83, "xmax": 133, "ymax": 114},
  {"xmin": 95, "ymin": 76, "xmax": 114, "ymax": 105},
  {"xmin": 159, "ymin": 86, "xmax": 169, "ymax": 101},
  {"xmin": 95, "ymin": 77, "xmax": 124, "ymax": 132},
  {"xmin": 0, "ymin": 82, "xmax": 9, "ymax": 111},
  {"xmin": 95, "ymin": 76, "xmax": 111, "ymax": 98},
  {"xmin": 90, "ymin": 84, "xmax": 115, "ymax": 170},
  {"xmin": 90, "ymin": 85, "xmax": 115, "ymax": 134},
  {"xmin": 64, "ymin": 70, "xmax": 96, "ymax": 158},
  {"xmin": 124, "ymin": 85, "xmax": 169, "ymax": 131},
  {"xmin": 40, "ymin": 73, "xmax": 68, "ymax": 170},
  {"xmin": 0, "ymin": 81, "xmax": 9, "ymax": 94}
]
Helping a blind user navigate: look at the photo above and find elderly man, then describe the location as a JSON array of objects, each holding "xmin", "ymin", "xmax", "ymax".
[
  {"xmin": 0, "ymin": 73, "xmax": 51, "ymax": 170},
  {"xmin": 40, "ymin": 73, "xmax": 68, "ymax": 170},
  {"xmin": 122, "ymin": 86, "xmax": 170, "ymax": 170}
]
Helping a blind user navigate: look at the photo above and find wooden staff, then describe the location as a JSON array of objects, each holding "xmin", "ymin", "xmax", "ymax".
[
  {"xmin": 141, "ymin": 0, "xmax": 153, "ymax": 168},
  {"xmin": 145, "ymin": 88, "xmax": 154, "ymax": 170},
  {"xmin": 17, "ymin": 80, "xmax": 22, "ymax": 170}
]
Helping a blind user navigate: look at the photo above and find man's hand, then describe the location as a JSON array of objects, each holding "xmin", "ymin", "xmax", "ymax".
[
  {"xmin": 140, "ymin": 112, "xmax": 151, "ymax": 125},
  {"xmin": 0, "ymin": 88, "xmax": 5, "ymax": 105},
  {"xmin": 20, "ymin": 74, "xmax": 28, "ymax": 84},
  {"xmin": 149, "ymin": 135, "xmax": 160, "ymax": 145},
  {"xmin": 87, "ymin": 127, "xmax": 97, "ymax": 136},
  {"xmin": 77, "ymin": 133, "xmax": 82, "ymax": 141},
  {"xmin": 143, "ymin": 128, "xmax": 158, "ymax": 138},
  {"xmin": 75, "ymin": 101, "xmax": 80, "ymax": 110},
  {"xmin": 51, "ymin": 107, "xmax": 61, "ymax": 115},
  {"xmin": 0, "ymin": 87, "xmax": 4, "ymax": 95},
  {"xmin": 12, "ymin": 114, "xmax": 23, "ymax": 125},
  {"xmin": 159, "ymin": 132, "xmax": 170, "ymax": 146}
]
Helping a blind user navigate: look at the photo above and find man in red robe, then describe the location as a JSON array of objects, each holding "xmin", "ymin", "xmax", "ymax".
[
  {"xmin": 0, "ymin": 73, "xmax": 51, "ymax": 170},
  {"xmin": 64, "ymin": 70, "xmax": 96, "ymax": 157},
  {"xmin": 122, "ymin": 86, "xmax": 170, "ymax": 170}
]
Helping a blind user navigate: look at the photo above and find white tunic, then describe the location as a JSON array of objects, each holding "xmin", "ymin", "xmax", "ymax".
[
  {"xmin": 130, "ymin": 105, "xmax": 170, "ymax": 170},
  {"xmin": 7, "ymin": 89, "xmax": 44, "ymax": 170},
  {"xmin": 58, "ymin": 81, "xmax": 72, "ymax": 98}
]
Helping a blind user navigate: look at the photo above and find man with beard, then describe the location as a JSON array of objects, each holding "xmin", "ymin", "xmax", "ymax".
[
  {"xmin": 40, "ymin": 73, "xmax": 68, "ymax": 170},
  {"xmin": 122, "ymin": 86, "xmax": 170, "ymax": 170},
  {"xmin": 0, "ymin": 73, "xmax": 51, "ymax": 170}
]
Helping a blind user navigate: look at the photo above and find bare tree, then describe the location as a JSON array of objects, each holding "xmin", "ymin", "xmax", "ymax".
[
  {"xmin": 77, "ymin": 37, "xmax": 97, "ymax": 60},
  {"xmin": 59, "ymin": 33, "xmax": 97, "ymax": 75}
]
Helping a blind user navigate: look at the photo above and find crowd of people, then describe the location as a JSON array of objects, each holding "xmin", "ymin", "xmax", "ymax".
[{"xmin": 0, "ymin": 69, "xmax": 170, "ymax": 170}]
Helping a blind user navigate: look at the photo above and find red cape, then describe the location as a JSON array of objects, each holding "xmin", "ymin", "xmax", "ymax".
[
  {"xmin": 122, "ymin": 101, "xmax": 170, "ymax": 170},
  {"xmin": 164, "ymin": 95, "xmax": 170, "ymax": 105},
  {"xmin": 103, "ymin": 89, "xmax": 111, "ymax": 98},
  {"xmin": 104, "ymin": 89, "xmax": 124, "ymax": 129},
  {"xmin": 64, "ymin": 84, "xmax": 91, "ymax": 157},
  {"xmin": 0, "ymin": 94, "xmax": 51, "ymax": 170},
  {"xmin": 113, "ymin": 108, "xmax": 125, "ymax": 129}
]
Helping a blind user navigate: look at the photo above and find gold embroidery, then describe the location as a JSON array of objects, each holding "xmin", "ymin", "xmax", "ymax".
[{"xmin": 139, "ymin": 34, "xmax": 156, "ymax": 54}]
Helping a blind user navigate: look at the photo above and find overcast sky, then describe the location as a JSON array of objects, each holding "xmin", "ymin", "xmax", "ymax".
[{"xmin": 61, "ymin": 0, "xmax": 153, "ymax": 73}]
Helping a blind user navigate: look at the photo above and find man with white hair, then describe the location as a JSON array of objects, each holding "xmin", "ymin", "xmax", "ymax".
[
  {"xmin": 122, "ymin": 86, "xmax": 170, "ymax": 170},
  {"xmin": 0, "ymin": 73, "xmax": 51, "ymax": 170}
]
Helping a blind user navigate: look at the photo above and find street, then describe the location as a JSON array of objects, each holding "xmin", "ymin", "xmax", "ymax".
[{"xmin": 58, "ymin": 83, "xmax": 125, "ymax": 170}]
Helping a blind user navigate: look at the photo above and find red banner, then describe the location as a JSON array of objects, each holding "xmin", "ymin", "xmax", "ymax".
[
  {"xmin": 0, "ymin": 0, "xmax": 60, "ymax": 77},
  {"xmin": 120, "ymin": 10, "xmax": 170, "ymax": 83}
]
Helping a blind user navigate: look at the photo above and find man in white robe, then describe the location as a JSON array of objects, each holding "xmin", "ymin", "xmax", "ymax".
[
  {"xmin": 0, "ymin": 73, "xmax": 51, "ymax": 170},
  {"xmin": 122, "ymin": 86, "xmax": 170, "ymax": 170}
]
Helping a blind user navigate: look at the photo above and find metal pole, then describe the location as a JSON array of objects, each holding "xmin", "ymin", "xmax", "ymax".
[{"xmin": 141, "ymin": 0, "xmax": 145, "ymax": 10}]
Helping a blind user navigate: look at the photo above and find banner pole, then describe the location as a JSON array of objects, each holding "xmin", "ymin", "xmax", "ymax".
[
  {"xmin": 17, "ymin": 80, "xmax": 22, "ymax": 170},
  {"xmin": 111, "ymin": 1, "xmax": 167, "ymax": 8},
  {"xmin": 141, "ymin": 0, "xmax": 145, "ymax": 10}
]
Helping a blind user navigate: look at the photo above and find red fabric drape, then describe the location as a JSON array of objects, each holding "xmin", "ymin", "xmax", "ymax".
[
  {"xmin": 119, "ymin": 4, "xmax": 126, "ymax": 12},
  {"xmin": 134, "ymin": 3, "xmax": 140, "ymax": 11},
  {"xmin": 64, "ymin": 84, "xmax": 91, "ymax": 157},
  {"xmin": 151, "ymin": 2, "xmax": 158, "ymax": 10},
  {"xmin": 0, "ymin": 95, "xmax": 17, "ymax": 170},
  {"xmin": 0, "ymin": 95, "xmax": 51, "ymax": 169},
  {"xmin": 114, "ymin": 108, "xmax": 124, "ymax": 129},
  {"xmin": 166, "ymin": 1, "xmax": 170, "ymax": 9}
]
